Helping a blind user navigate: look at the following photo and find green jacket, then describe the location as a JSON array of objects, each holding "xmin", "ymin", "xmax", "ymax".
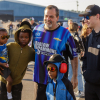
[
  {"xmin": 1, "ymin": 22, "xmax": 35, "ymax": 85},
  {"xmin": 1, "ymin": 42, "xmax": 35, "ymax": 85}
]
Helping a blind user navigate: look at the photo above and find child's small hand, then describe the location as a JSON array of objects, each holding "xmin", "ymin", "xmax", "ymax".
[
  {"xmin": 0, "ymin": 66, "xmax": 4, "ymax": 75},
  {"xmin": 2, "ymin": 63, "xmax": 9, "ymax": 68},
  {"xmin": 6, "ymin": 64, "xmax": 9, "ymax": 67}
]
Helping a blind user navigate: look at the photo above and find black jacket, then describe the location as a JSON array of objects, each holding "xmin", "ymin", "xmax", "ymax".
[
  {"xmin": 80, "ymin": 36, "xmax": 87, "ymax": 61},
  {"xmin": 71, "ymin": 32, "xmax": 84, "ymax": 53},
  {"xmin": 80, "ymin": 36, "xmax": 87, "ymax": 50},
  {"xmin": 83, "ymin": 30, "xmax": 100, "ymax": 85}
]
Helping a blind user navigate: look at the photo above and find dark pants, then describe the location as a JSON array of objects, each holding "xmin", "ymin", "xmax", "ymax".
[
  {"xmin": 1, "ymin": 82, "xmax": 23, "ymax": 100},
  {"xmin": 85, "ymin": 82, "xmax": 100, "ymax": 100},
  {"xmin": 1, "ymin": 66, "xmax": 11, "ymax": 79},
  {"xmin": 36, "ymin": 83, "xmax": 47, "ymax": 100}
]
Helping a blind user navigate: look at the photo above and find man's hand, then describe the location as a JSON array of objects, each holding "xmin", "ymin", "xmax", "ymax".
[
  {"xmin": 83, "ymin": 70, "xmax": 86, "ymax": 73},
  {"xmin": 0, "ymin": 66, "xmax": 4, "ymax": 75},
  {"xmin": 71, "ymin": 57, "xmax": 78, "ymax": 89},
  {"xmin": 81, "ymin": 51, "xmax": 85, "ymax": 57},
  {"xmin": 71, "ymin": 76, "xmax": 78, "ymax": 89}
]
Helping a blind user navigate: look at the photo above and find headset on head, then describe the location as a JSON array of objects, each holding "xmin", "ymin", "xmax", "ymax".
[{"xmin": 59, "ymin": 60, "xmax": 67, "ymax": 73}]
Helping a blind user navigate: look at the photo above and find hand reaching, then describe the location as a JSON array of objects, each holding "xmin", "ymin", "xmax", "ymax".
[
  {"xmin": 71, "ymin": 76, "xmax": 78, "ymax": 89},
  {"xmin": 1, "ymin": 63, "xmax": 9, "ymax": 68},
  {"xmin": 81, "ymin": 51, "xmax": 85, "ymax": 57}
]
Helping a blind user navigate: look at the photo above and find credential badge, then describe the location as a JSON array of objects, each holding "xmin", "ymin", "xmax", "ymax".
[{"xmin": 97, "ymin": 44, "xmax": 100, "ymax": 48}]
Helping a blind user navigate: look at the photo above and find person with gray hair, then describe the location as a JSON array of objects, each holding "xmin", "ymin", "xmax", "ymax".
[{"xmin": 32, "ymin": 5, "xmax": 78, "ymax": 100}]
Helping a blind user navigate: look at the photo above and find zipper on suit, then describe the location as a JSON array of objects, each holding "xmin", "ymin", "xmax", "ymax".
[{"xmin": 21, "ymin": 48, "xmax": 22, "ymax": 53}]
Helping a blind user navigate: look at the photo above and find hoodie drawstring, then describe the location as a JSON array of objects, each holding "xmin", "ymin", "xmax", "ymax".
[
  {"xmin": 21, "ymin": 48, "xmax": 22, "ymax": 53},
  {"xmin": 53, "ymin": 82, "xmax": 57, "ymax": 100}
]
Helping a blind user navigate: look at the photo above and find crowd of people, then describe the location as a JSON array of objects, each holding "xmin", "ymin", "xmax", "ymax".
[{"xmin": 0, "ymin": 4, "xmax": 100, "ymax": 100}]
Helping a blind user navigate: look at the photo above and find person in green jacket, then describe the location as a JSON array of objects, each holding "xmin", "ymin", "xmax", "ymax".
[{"xmin": 0, "ymin": 21, "xmax": 35, "ymax": 100}]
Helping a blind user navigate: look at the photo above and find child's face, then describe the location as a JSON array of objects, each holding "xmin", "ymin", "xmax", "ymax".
[
  {"xmin": 0, "ymin": 31, "xmax": 9, "ymax": 45},
  {"xmin": 18, "ymin": 32, "xmax": 29, "ymax": 47},
  {"xmin": 47, "ymin": 63, "xmax": 57, "ymax": 80}
]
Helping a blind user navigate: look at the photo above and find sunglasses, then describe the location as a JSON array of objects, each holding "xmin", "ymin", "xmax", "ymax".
[
  {"xmin": 84, "ymin": 15, "xmax": 91, "ymax": 20},
  {"xmin": 47, "ymin": 67, "xmax": 57, "ymax": 72},
  {"xmin": 1, "ymin": 35, "xmax": 10, "ymax": 39}
]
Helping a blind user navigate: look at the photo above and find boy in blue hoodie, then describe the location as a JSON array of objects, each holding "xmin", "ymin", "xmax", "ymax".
[{"xmin": 44, "ymin": 54, "xmax": 76, "ymax": 100}]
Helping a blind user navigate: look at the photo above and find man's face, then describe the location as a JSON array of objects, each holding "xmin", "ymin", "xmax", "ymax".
[
  {"xmin": 18, "ymin": 32, "xmax": 29, "ymax": 47},
  {"xmin": 84, "ymin": 14, "xmax": 98, "ymax": 28},
  {"xmin": 68, "ymin": 20, "xmax": 73, "ymax": 27},
  {"xmin": 44, "ymin": 8, "xmax": 59, "ymax": 30},
  {"xmin": 10, "ymin": 21, "xmax": 12, "ymax": 24},
  {"xmin": 31, "ymin": 20, "xmax": 34, "ymax": 24}
]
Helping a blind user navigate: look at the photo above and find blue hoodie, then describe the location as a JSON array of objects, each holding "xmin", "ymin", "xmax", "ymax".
[{"xmin": 46, "ymin": 62, "xmax": 76, "ymax": 100}]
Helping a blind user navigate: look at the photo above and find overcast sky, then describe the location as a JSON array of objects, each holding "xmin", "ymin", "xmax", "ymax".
[{"xmin": 17, "ymin": 0, "xmax": 100, "ymax": 11}]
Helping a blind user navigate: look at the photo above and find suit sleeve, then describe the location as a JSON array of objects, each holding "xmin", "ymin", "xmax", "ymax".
[{"xmin": 63, "ymin": 35, "xmax": 78, "ymax": 60}]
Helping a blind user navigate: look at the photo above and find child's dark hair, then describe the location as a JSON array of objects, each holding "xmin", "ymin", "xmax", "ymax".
[
  {"xmin": 0, "ymin": 28, "xmax": 7, "ymax": 33},
  {"xmin": 69, "ymin": 22, "xmax": 78, "ymax": 32},
  {"xmin": 17, "ymin": 29, "xmax": 31, "ymax": 40}
]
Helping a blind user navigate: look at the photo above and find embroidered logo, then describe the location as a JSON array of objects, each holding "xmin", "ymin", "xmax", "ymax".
[
  {"xmin": 61, "ymin": 89, "xmax": 66, "ymax": 90},
  {"xmin": 85, "ymin": 9, "xmax": 92, "ymax": 13},
  {"xmin": 35, "ymin": 32, "xmax": 41, "ymax": 36},
  {"xmin": 53, "ymin": 38, "xmax": 61, "ymax": 41}
]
